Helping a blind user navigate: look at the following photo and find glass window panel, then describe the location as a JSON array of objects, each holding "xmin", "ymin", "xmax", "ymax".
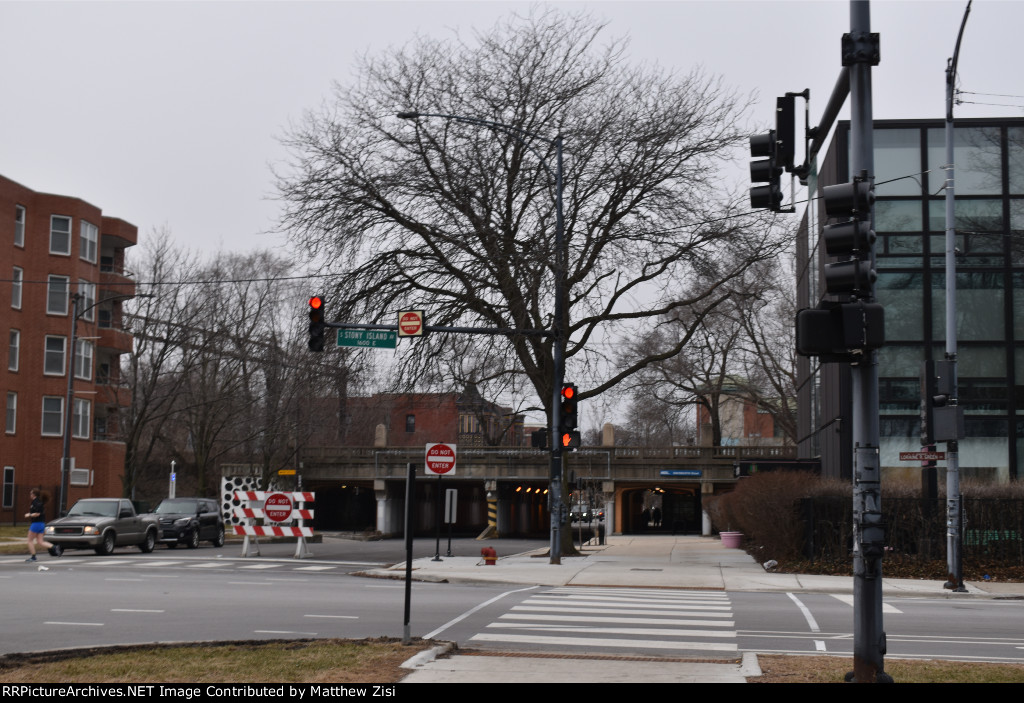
[
  {"xmin": 884, "ymin": 234, "xmax": 922, "ymax": 254},
  {"xmin": 73, "ymin": 399, "xmax": 90, "ymax": 439},
  {"xmin": 14, "ymin": 205, "xmax": 25, "ymax": 247},
  {"xmin": 958, "ymin": 345, "xmax": 1006, "ymax": 377},
  {"xmin": 11, "ymin": 267, "xmax": 22, "ymax": 309},
  {"xmin": 931, "ymin": 272, "xmax": 1004, "ymax": 341},
  {"xmin": 74, "ymin": 340, "xmax": 93, "ymax": 380},
  {"xmin": 877, "ymin": 272, "xmax": 923, "ymax": 341},
  {"xmin": 1010, "ymin": 201, "xmax": 1024, "ymax": 263},
  {"xmin": 8, "ymin": 329, "xmax": 19, "ymax": 372},
  {"xmin": 47, "ymin": 276, "xmax": 69, "ymax": 315},
  {"xmin": 1016, "ymin": 348, "xmax": 1024, "ymax": 413},
  {"xmin": 78, "ymin": 280, "xmax": 96, "ymax": 322},
  {"xmin": 877, "ymin": 344, "xmax": 923, "ymax": 376},
  {"xmin": 41, "ymin": 397, "xmax": 63, "ymax": 436},
  {"xmin": 1009, "ymin": 127, "xmax": 1024, "ymax": 194},
  {"xmin": 1015, "ymin": 274, "xmax": 1024, "ymax": 341},
  {"xmin": 79, "ymin": 221, "xmax": 98, "ymax": 263},
  {"xmin": 50, "ymin": 215, "xmax": 71, "ymax": 255},
  {"xmin": 44, "ymin": 336, "xmax": 66, "ymax": 375},
  {"xmin": 874, "ymin": 200, "xmax": 922, "ymax": 232},
  {"xmin": 871, "ymin": 129, "xmax": 923, "ymax": 196},
  {"xmin": 5, "ymin": 392, "xmax": 15, "ymax": 434},
  {"xmin": 927, "ymin": 126, "xmax": 1003, "ymax": 195},
  {"xmin": 928, "ymin": 199, "xmax": 1003, "ymax": 234}
]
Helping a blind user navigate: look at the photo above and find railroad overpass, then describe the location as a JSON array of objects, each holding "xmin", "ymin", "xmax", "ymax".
[{"xmin": 223, "ymin": 444, "xmax": 800, "ymax": 538}]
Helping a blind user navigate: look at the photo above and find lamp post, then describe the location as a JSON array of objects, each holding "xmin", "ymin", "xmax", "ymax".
[
  {"xmin": 58, "ymin": 292, "xmax": 145, "ymax": 516},
  {"xmin": 397, "ymin": 111, "xmax": 568, "ymax": 563}
]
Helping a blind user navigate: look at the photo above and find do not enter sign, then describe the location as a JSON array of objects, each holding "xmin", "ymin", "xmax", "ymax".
[
  {"xmin": 425, "ymin": 443, "xmax": 457, "ymax": 475},
  {"xmin": 264, "ymin": 493, "xmax": 293, "ymax": 523},
  {"xmin": 398, "ymin": 310, "xmax": 425, "ymax": 337}
]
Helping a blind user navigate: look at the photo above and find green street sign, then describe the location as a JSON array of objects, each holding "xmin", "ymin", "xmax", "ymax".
[{"xmin": 336, "ymin": 329, "xmax": 398, "ymax": 349}]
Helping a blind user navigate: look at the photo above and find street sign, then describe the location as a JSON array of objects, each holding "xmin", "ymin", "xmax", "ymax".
[
  {"xmin": 264, "ymin": 493, "xmax": 293, "ymax": 523},
  {"xmin": 398, "ymin": 310, "xmax": 425, "ymax": 336},
  {"xmin": 425, "ymin": 443, "xmax": 457, "ymax": 475},
  {"xmin": 899, "ymin": 451, "xmax": 946, "ymax": 462},
  {"xmin": 336, "ymin": 329, "xmax": 398, "ymax": 349}
]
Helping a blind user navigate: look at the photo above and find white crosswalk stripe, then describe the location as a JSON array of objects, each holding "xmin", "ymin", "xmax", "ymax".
[{"xmin": 469, "ymin": 587, "xmax": 738, "ymax": 657}]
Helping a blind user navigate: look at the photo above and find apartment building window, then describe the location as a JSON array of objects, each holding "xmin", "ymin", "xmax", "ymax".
[
  {"xmin": 5, "ymin": 392, "xmax": 15, "ymax": 434},
  {"xmin": 47, "ymin": 275, "xmax": 69, "ymax": 315},
  {"xmin": 12, "ymin": 267, "xmax": 23, "ymax": 309},
  {"xmin": 406, "ymin": 414, "xmax": 416, "ymax": 433},
  {"xmin": 44, "ymin": 336, "xmax": 66, "ymax": 376},
  {"xmin": 2, "ymin": 467, "xmax": 13, "ymax": 509},
  {"xmin": 78, "ymin": 280, "xmax": 96, "ymax": 321},
  {"xmin": 73, "ymin": 398, "xmax": 91, "ymax": 440},
  {"xmin": 14, "ymin": 206, "xmax": 25, "ymax": 247},
  {"xmin": 50, "ymin": 215, "xmax": 72, "ymax": 255},
  {"xmin": 74, "ymin": 339, "xmax": 93, "ymax": 380},
  {"xmin": 8, "ymin": 330, "xmax": 18, "ymax": 372},
  {"xmin": 80, "ymin": 221, "xmax": 98, "ymax": 263},
  {"xmin": 41, "ymin": 397, "xmax": 63, "ymax": 436}
]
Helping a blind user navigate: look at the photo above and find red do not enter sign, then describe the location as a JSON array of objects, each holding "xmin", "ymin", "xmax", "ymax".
[
  {"xmin": 398, "ymin": 310, "xmax": 424, "ymax": 336},
  {"xmin": 425, "ymin": 443, "xmax": 457, "ymax": 475},
  {"xmin": 264, "ymin": 493, "xmax": 293, "ymax": 523}
]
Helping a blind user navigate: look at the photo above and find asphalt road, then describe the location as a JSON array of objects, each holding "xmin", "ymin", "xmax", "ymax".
[{"xmin": 4, "ymin": 536, "xmax": 1024, "ymax": 663}]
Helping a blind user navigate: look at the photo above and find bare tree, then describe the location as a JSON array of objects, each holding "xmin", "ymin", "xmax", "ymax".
[
  {"xmin": 276, "ymin": 9, "xmax": 787, "ymax": 418},
  {"xmin": 121, "ymin": 233, "xmax": 208, "ymax": 498}
]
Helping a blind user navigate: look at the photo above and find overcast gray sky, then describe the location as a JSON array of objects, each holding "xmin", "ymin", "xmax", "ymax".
[{"xmin": 2, "ymin": 0, "xmax": 1021, "ymax": 258}]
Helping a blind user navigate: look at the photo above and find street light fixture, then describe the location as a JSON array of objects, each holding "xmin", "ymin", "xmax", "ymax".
[{"xmin": 397, "ymin": 110, "xmax": 568, "ymax": 563}]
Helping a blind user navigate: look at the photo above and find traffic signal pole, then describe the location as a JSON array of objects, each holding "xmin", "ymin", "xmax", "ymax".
[
  {"xmin": 847, "ymin": 0, "xmax": 890, "ymax": 684},
  {"xmin": 942, "ymin": 0, "xmax": 972, "ymax": 594}
]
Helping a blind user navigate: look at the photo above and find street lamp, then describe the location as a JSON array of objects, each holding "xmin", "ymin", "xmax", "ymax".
[
  {"xmin": 397, "ymin": 110, "xmax": 568, "ymax": 563},
  {"xmin": 58, "ymin": 292, "xmax": 148, "ymax": 515}
]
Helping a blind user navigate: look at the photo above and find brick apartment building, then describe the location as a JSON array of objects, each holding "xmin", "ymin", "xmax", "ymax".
[{"xmin": 2, "ymin": 174, "xmax": 137, "ymax": 520}]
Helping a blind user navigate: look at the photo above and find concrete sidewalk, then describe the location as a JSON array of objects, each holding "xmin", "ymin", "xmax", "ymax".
[{"xmin": 385, "ymin": 534, "xmax": 1024, "ymax": 683}]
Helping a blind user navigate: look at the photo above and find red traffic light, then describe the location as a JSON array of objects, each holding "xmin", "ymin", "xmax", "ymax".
[
  {"xmin": 561, "ymin": 383, "xmax": 576, "ymax": 400},
  {"xmin": 309, "ymin": 296, "xmax": 324, "ymax": 310}
]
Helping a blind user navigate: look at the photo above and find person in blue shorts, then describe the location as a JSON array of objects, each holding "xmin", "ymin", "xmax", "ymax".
[{"xmin": 25, "ymin": 488, "xmax": 55, "ymax": 562}]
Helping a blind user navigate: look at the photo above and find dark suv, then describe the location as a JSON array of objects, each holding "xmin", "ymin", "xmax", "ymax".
[{"xmin": 149, "ymin": 498, "xmax": 225, "ymax": 549}]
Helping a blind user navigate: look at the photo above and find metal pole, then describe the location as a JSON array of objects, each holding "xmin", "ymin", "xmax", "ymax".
[
  {"xmin": 59, "ymin": 292, "xmax": 82, "ymax": 517},
  {"xmin": 943, "ymin": 0, "xmax": 971, "ymax": 594},
  {"xmin": 847, "ymin": 0, "xmax": 890, "ymax": 683},
  {"xmin": 402, "ymin": 462, "xmax": 415, "ymax": 645},
  {"xmin": 549, "ymin": 134, "xmax": 566, "ymax": 565},
  {"xmin": 432, "ymin": 474, "xmax": 442, "ymax": 561}
]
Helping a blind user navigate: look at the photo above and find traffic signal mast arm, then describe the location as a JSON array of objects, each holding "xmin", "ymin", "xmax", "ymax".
[{"xmin": 322, "ymin": 320, "xmax": 552, "ymax": 337}]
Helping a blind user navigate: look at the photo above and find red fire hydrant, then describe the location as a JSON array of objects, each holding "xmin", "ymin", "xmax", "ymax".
[{"xmin": 481, "ymin": 546, "xmax": 497, "ymax": 565}]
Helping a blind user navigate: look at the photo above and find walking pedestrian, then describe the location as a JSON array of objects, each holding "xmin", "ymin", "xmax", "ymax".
[{"xmin": 25, "ymin": 488, "xmax": 55, "ymax": 562}]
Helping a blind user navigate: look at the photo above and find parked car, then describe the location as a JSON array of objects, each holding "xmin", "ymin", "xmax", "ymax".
[
  {"xmin": 45, "ymin": 498, "xmax": 160, "ymax": 556},
  {"xmin": 148, "ymin": 497, "xmax": 225, "ymax": 549}
]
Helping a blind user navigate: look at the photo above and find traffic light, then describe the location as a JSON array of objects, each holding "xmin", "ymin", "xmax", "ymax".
[
  {"xmin": 795, "ymin": 175, "xmax": 884, "ymax": 363},
  {"xmin": 749, "ymin": 130, "xmax": 783, "ymax": 211},
  {"xmin": 559, "ymin": 383, "xmax": 581, "ymax": 450},
  {"xmin": 821, "ymin": 178, "xmax": 876, "ymax": 298},
  {"xmin": 308, "ymin": 295, "xmax": 326, "ymax": 352},
  {"xmin": 795, "ymin": 300, "xmax": 884, "ymax": 362},
  {"xmin": 775, "ymin": 95, "xmax": 796, "ymax": 173}
]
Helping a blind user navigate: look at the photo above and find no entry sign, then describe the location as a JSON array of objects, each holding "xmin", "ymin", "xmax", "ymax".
[
  {"xmin": 425, "ymin": 443, "xmax": 457, "ymax": 475},
  {"xmin": 398, "ymin": 310, "xmax": 425, "ymax": 337},
  {"xmin": 264, "ymin": 492, "xmax": 293, "ymax": 523}
]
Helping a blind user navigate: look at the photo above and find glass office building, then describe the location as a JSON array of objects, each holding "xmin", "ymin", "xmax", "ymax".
[{"xmin": 798, "ymin": 118, "xmax": 1024, "ymax": 482}]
